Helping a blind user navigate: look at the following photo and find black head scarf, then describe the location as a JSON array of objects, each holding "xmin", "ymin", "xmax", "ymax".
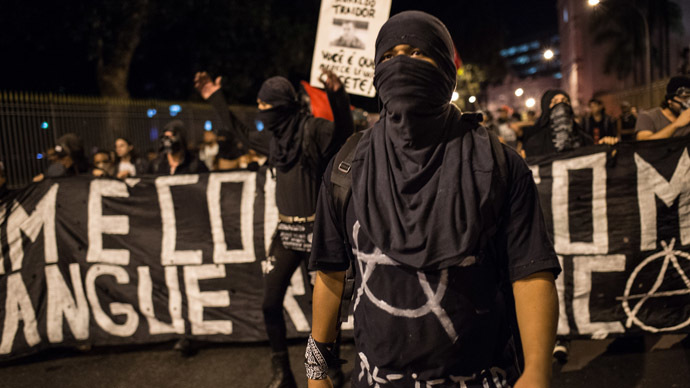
[
  {"xmin": 533, "ymin": 89, "xmax": 585, "ymax": 152},
  {"xmin": 351, "ymin": 11, "xmax": 499, "ymax": 270},
  {"xmin": 256, "ymin": 77, "xmax": 305, "ymax": 171}
]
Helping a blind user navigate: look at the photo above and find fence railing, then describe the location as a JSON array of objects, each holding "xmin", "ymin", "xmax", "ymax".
[{"xmin": 0, "ymin": 91, "xmax": 258, "ymax": 189}]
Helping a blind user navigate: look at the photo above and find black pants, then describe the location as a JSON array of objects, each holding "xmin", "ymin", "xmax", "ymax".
[{"xmin": 262, "ymin": 231, "xmax": 311, "ymax": 353}]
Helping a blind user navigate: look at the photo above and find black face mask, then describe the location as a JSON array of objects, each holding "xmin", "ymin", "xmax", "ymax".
[
  {"xmin": 375, "ymin": 56, "xmax": 452, "ymax": 117},
  {"xmin": 159, "ymin": 136, "xmax": 182, "ymax": 154}
]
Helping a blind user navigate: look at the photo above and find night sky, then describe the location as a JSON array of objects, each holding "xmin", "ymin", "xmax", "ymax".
[{"xmin": 0, "ymin": 0, "xmax": 558, "ymax": 104}]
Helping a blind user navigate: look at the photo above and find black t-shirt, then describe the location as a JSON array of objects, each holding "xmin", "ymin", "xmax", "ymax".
[{"xmin": 309, "ymin": 145, "xmax": 560, "ymax": 387}]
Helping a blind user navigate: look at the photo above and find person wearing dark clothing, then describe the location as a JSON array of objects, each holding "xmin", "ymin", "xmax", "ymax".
[
  {"xmin": 148, "ymin": 120, "xmax": 209, "ymax": 175},
  {"xmin": 34, "ymin": 133, "xmax": 90, "ymax": 182},
  {"xmin": 617, "ymin": 101, "xmax": 637, "ymax": 141},
  {"xmin": 114, "ymin": 137, "xmax": 148, "ymax": 178},
  {"xmin": 307, "ymin": 11, "xmax": 560, "ymax": 388},
  {"xmin": 522, "ymin": 90, "xmax": 593, "ymax": 158},
  {"xmin": 583, "ymin": 98, "xmax": 617, "ymax": 143},
  {"xmin": 196, "ymin": 70, "xmax": 353, "ymax": 388}
]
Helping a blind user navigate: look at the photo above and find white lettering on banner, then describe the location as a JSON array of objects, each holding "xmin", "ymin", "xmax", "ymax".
[
  {"xmin": 85, "ymin": 264, "xmax": 139, "ymax": 337},
  {"xmin": 207, "ymin": 172, "xmax": 256, "ymax": 264},
  {"xmin": 184, "ymin": 264, "xmax": 232, "ymax": 335},
  {"xmin": 572, "ymin": 255, "xmax": 626, "ymax": 338},
  {"xmin": 156, "ymin": 175, "xmax": 202, "ymax": 266},
  {"xmin": 264, "ymin": 169, "xmax": 278, "ymax": 255},
  {"xmin": 283, "ymin": 269, "xmax": 311, "ymax": 332},
  {"xmin": 552, "ymin": 153, "xmax": 609, "ymax": 254},
  {"xmin": 556, "ymin": 255, "xmax": 570, "ymax": 336},
  {"xmin": 529, "ymin": 165, "xmax": 541, "ymax": 185},
  {"xmin": 634, "ymin": 149, "xmax": 690, "ymax": 251},
  {"xmin": 86, "ymin": 180, "xmax": 131, "ymax": 265},
  {"xmin": 46, "ymin": 264, "xmax": 89, "ymax": 343},
  {"xmin": 0, "ymin": 273, "xmax": 40, "ymax": 354},
  {"xmin": 7, "ymin": 184, "xmax": 59, "ymax": 272},
  {"xmin": 137, "ymin": 266, "xmax": 184, "ymax": 335}
]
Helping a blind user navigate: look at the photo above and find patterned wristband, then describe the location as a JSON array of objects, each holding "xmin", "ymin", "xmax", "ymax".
[{"xmin": 305, "ymin": 335, "xmax": 330, "ymax": 380}]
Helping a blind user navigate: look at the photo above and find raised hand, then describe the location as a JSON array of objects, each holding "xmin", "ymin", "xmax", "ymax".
[
  {"xmin": 319, "ymin": 69, "xmax": 344, "ymax": 93},
  {"xmin": 194, "ymin": 71, "xmax": 222, "ymax": 100}
]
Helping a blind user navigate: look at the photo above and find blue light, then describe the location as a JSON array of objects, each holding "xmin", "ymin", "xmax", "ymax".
[
  {"xmin": 41, "ymin": 121, "xmax": 49, "ymax": 129},
  {"xmin": 169, "ymin": 105, "xmax": 181, "ymax": 117},
  {"xmin": 526, "ymin": 67, "xmax": 538, "ymax": 75},
  {"xmin": 147, "ymin": 108, "xmax": 157, "ymax": 118},
  {"xmin": 530, "ymin": 41, "xmax": 540, "ymax": 49},
  {"xmin": 150, "ymin": 127, "xmax": 159, "ymax": 141},
  {"xmin": 37, "ymin": 153, "xmax": 44, "ymax": 160},
  {"xmin": 255, "ymin": 120, "xmax": 264, "ymax": 131},
  {"xmin": 513, "ymin": 55, "xmax": 530, "ymax": 65},
  {"xmin": 554, "ymin": 72, "xmax": 563, "ymax": 79},
  {"xmin": 204, "ymin": 120, "xmax": 213, "ymax": 131}
]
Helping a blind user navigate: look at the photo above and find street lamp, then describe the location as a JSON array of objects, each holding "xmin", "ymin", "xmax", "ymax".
[
  {"xmin": 515, "ymin": 88, "xmax": 524, "ymax": 97},
  {"xmin": 468, "ymin": 96, "xmax": 477, "ymax": 104},
  {"xmin": 588, "ymin": 0, "xmax": 652, "ymax": 107},
  {"xmin": 451, "ymin": 91, "xmax": 459, "ymax": 102},
  {"xmin": 543, "ymin": 49, "xmax": 554, "ymax": 60},
  {"xmin": 526, "ymin": 98, "xmax": 536, "ymax": 108}
]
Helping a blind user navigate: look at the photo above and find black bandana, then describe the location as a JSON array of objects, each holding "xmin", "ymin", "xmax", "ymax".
[
  {"xmin": 351, "ymin": 11, "xmax": 499, "ymax": 270},
  {"xmin": 256, "ymin": 77, "xmax": 306, "ymax": 171}
]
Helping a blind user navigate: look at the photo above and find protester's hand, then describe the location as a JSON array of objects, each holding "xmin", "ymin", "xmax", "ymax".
[
  {"xmin": 308, "ymin": 378, "xmax": 333, "ymax": 388},
  {"xmin": 597, "ymin": 136, "xmax": 619, "ymax": 145},
  {"xmin": 675, "ymin": 108, "xmax": 690, "ymax": 128},
  {"xmin": 319, "ymin": 69, "xmax": 343, "ymax": 93},
  {"xmin": 116, "ymin": 170, "xmax": 130, "ymax": 179},
  {"xmin": 194, "ymin": 71, "xmax": 222, "ymax": 100},
  {"xmin": 32, "ymin": 173, "xmax": 44, "ymax": 182}
]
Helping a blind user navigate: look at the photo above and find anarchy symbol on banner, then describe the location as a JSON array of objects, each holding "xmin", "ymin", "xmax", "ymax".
[
  {"xmin": 350, "ymin": 221, "xmax": 460, "ymax": 343},
  {"xmin": 619, "ymin": 239, "xmax": 690, "ymax": 333}
]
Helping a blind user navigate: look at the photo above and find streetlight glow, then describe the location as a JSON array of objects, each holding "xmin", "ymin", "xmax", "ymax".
[
  {"xmin": 588, "ymin": 0, "xmax": 600, "ymax": 6},
  {"xmin": 468, "ymin": 96, "xmax": 477, "ymax": 104},
  {"xmin": 526, "ymin": 98, "xmax": 536, "ymax": 108},
  {"xmin": 543, "ymin": 49, "xmax": 554, "ymax": 60},
  {"xmin": 515, "ymin": 88, "xmax": 524, "ymax": 97},
  {"xmin": 452, "ymin": 91, "xmax": 459, "ymax": 102}
]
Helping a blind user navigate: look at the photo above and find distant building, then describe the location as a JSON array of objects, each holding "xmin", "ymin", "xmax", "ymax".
[
  {"xmin": 486, "ymin": 34, "xmax": 562, "ymax": 114},
  {"xmin": 557, "ymin": 0, "xmax": 690, "ymax": 113}
]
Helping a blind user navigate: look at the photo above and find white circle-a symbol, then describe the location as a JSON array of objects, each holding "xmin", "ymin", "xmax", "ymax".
[{"xmin": 621, "ymin": 239, "xmax": 690, "ymax": 332}]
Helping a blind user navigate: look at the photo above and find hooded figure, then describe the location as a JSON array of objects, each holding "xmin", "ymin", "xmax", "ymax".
[
  {"xmin": 351, "ymin": 10, "xmax": 501, "ymax": 271},
  {"xmin": 308, "ymin": 11, "xmax": 560, "ymax": 388},
  {"xmin": 522, "ymin": 89, "xmax": 592, "ymax": 157},
  {"xmin": 148, "ymin": 120, "xmax": 208, "ymax": 175}
]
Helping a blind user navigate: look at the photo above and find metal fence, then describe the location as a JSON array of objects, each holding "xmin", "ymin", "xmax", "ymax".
[{"xmin": 0, "ymin": 91, "xmax": 258, "ymax": 189}]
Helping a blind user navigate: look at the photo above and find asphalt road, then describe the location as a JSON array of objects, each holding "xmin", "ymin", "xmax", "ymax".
[{"xmin": 0, "ymin": 335, "xmax": 688, "ymax": 387}]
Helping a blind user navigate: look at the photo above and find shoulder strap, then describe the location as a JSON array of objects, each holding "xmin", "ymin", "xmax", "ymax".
[{"xmin": 328, "ymin": 130, "xmax": 364, "ymax": 328}]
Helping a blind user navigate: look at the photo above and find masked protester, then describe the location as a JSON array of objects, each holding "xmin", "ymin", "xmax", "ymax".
[
  {"xmin": 33, "ymin": 133, "xmax": 90, "ymax": 182},
  {"xmin": 195, "ymin": 70, "xmax": 353, "ymax": 387},
  {"xmin": 148, "ymin": 120, "xmax": 208, "ymax": 175},
  {"xmin": 635, "ymin": 75, "xmax": 690, "ymax": 140},
  {"xmin": 307, "ymin": 11, "xmax": 560, "ymax": 388},
  {"xmin": 522, "ymin": 90, "xmax": 593, "ymax": 158}
]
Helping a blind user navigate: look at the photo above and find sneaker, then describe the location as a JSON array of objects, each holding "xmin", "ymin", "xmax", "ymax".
[{"xmin": 553, "ymin": 339, "xmax": 569, "ymax": 363}]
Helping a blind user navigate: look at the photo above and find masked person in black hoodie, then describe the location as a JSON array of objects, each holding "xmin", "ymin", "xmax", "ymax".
[
  {"xmin": 196, "ymin": 70, "xmax": 353, "ymax": 387},
  {"xmin": 307, "ymin": 11, "xmax": 560, "ymax": 388},
  {"xmin": 521, "ymin": 90, "xmax": 593, "ymax": 158},
  {"xmin": 148, "ymin": 120, "xmax": 209, "ymax": 175},
  {"xmin": 33, "ymin": 133, "xmax": 90, "ymax": 182}
]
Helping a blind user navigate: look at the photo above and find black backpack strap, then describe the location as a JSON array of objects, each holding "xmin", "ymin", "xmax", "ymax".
[{"xmin": 328, "ymin": 130, "xmax": 365, "ymax": 327}]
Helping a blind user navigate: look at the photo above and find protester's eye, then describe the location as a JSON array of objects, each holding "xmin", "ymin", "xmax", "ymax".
[
  {"xmin": 410, "ymin": 49, "xmax": 424, "ymax": 57},
  {"xmin": 381, "ymin": 52, "xmax": 394, "ymax": 62}
]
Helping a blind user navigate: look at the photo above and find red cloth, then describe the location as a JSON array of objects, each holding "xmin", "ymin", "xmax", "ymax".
[
  {"xmin": 453, "ymin": 45, "xmax": 463, "ymax": 70},
  {"xmin": 300, "ymin": 81, "xmax": 334, "ymax": 121}
]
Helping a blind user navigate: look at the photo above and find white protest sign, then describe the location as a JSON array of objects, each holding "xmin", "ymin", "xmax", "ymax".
[{"xmin": 309, "ymin": 0, "xmax": 392, "ymax": 97}]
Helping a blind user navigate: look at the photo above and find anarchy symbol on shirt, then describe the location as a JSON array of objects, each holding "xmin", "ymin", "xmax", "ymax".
[
  {"xmin": 350, "ymin": 221, "xmax": 462, "ymax": 343},
  {"xmin": 620, "ymin": 239, "xmax": 690, "ymax": 332}
]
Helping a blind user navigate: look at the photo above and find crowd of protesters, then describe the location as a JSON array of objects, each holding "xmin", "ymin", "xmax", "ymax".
[{"xmin": 0, "ymin": 26, "xmax": 689, "ymax": 388}]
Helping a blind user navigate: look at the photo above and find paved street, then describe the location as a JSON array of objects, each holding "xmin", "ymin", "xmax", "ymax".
[{"xmin": 0, "ymin": 335, "xmax": 688, "ymax": 387}]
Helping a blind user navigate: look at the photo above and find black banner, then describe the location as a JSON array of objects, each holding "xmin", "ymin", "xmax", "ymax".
[{"xmin": 1, "ymin": 137, "xmax": 690, "ymax": 361}]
